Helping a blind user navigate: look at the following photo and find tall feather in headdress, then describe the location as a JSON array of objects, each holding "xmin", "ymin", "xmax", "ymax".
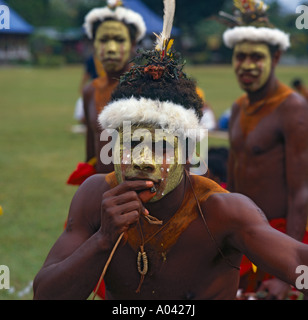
[{"xmin": 155, "ymin": 0, "xmax": 176, "ymax": 57}]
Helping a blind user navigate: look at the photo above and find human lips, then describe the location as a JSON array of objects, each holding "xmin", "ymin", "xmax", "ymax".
[
  {"xmin": 238, "ymin": 72, "xmax": 259, "ymax": 85},
  {"xmin": 240, "ymin": 75, "xmax": 255, "ymax": 84},
  {"xmin": 125, "ymin": 176, "xmax": 159, "ymax": 184},
  {"xmin": 103, "ymin": 58, "xmax": 120, "ymax": 63},
  {"xmin": 125, "ymin": 176, "xmax": 161, "ymax": 191}
]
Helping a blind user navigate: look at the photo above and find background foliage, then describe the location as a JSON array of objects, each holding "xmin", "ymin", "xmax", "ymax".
[{"xmin": 5, "ymin": 0, "xmax": 308, "ymax": 63}]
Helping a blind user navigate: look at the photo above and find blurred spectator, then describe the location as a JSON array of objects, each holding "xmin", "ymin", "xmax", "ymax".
[
  {"xmin": 218, "ymin": 109, "xmax": 231, "ymax": 131},
  {"xmin": 73, "ymin": 55, "xmax": 106, "ymax": 126},
  {"xmin": 207, "ymin": 147, "xmax": 229, "ymax": 189},
  {"xmin": 291, "ymin": 78, "xmax": 308, "ymax": 101}
]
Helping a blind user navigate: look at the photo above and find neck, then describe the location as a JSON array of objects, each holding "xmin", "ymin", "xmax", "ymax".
[
  {"xmin": 144, "ymin": 173, "xmax": 187, "ymax": 222},
  {"xmin": 106, "ymin": 64, "xmax": 130, "ymax": 83},
  {"xmin": 247, "ymin": 74, "xmax": 278, "ymax": 104}
]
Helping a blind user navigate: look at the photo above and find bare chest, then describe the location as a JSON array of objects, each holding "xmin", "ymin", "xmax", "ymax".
[
  {"xmin": 103, "ymin": 218, "xmax": 240, "ymax": 300},
  {"xmin": 230, "ymin": 109, "xmax": 283, "ymax": 157}
]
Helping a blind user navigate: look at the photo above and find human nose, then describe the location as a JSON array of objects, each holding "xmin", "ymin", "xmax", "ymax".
[
  {"xmin": 132, "ymin": 145, "xmax": 156, "ymax": 172},
  {"xmin": 106, "ymin": 40, "xmax": 117, "ymax": 53},
  {"xmin": 241, "ymin": 57, "xmax": 256, "ymax": 70}
]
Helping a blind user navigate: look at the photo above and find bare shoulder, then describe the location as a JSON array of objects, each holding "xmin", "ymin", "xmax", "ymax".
[
  {"xmin": 277, "ymin": 92, "xmax": 308, "ymax": 136},
  {"xmin": 38, "ymin": 174, "xmax": 111, "ymax": 268},
  {"xmin": 83, "ymin": 81, "xmax": 95, "ymax": 96},
  {"xmin": 279, "ymin": 91, "xmax": 308, "ymax": 119},
  {"xmin": 201, "ymin": 192, "xmax": 268, "ymax": 231},
  {"xmin": 230, "ymin": 101, "xmax": 241, "ymax": 117},
  {"xmin": 72, "ymin": 174, "xmax": 109, "ymax": 201},
  {"xmin": 229, "ymin": 101, "xmax": 241, "ymax": 128},
  {"xmin": 82, "ymin": 81, "xmax": 95, "ymax": 108}
]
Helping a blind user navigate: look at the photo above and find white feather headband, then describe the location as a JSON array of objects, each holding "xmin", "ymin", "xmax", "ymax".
[
  {"xmin": 98, "ymin": 97, "xmax": 207, "ymax": 141},
  {"xmin": 223, "ymin": 26, "xmax": 290, "ymax": 51},
  {"xmin": 83, "ymin": 7, "xmax": 146, "ymax": 42}
]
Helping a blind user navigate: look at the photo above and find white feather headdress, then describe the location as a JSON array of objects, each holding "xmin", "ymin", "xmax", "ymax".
[
  {"xmin": 83, "ymin": 3, "xmax": 146, "ymax": 42},
  {"xmin": 98, "ymin": 97, "xmax": 206, "ymax": 140},
  {"xmin": 221, "ymin": 0, "xmax": 290, "ymax": 51},
  {"xmin": 223, "ymin": 26, "xmax": 290, "ymax": 51}
]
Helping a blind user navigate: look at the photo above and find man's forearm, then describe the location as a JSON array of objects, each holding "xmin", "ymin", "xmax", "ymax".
[
  {"xmin": 33, "ymin": 232, "xmax": 110, "ymax": 300},
  {"xmin": 286, "ymin": 200, "xmax": 308, "ymax": 242}
]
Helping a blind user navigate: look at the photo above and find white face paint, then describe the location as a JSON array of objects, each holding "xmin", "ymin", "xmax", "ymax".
[
  {"xmin": 232, "ymin": 41, "xmax": 273, "ymax": 92},
  {"xmin": 94, "ymin": 20, "xmax": 132, "ymax": 73},
  {"xmin": 114, "ymin": 125, "xmax": 184, "ymax": 202}
]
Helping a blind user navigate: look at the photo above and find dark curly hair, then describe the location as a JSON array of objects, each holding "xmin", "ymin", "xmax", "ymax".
[{"xmin": 110, "ymin": 48, "xmax": 204, "ymax": 120}]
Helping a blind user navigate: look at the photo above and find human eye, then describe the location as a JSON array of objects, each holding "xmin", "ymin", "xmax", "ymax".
[
  {"xmin": 99, "ymin": 37, "xmax": 108, "ymax": 43},
  {"xmin": 251, "ymin": 53, "xmax": 264, "ymax": 62},
  {"xmin": 236, "ymin": 53, "xmax": 246, "ymax": 62},
  {"xmin": 115, "ymin": 36, "xmax": 125, "ymax": 43}
]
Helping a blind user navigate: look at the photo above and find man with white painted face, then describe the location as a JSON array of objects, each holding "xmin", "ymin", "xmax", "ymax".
[
  {"xmin": 223, "ymin": 0, "xmax": 308, "ymax": 299},
  {"xmin": 67, "ymin": 0, "xmax": 146, "ymax": 185},
  {"xmin": 33, "ymin": 1, "xmax": 308, "ymax": 300}
]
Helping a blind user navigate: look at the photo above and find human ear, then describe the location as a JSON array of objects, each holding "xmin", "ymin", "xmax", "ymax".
[{"xmin": 272, "ymin": 50, "xmax": 282, "ymax": 67}]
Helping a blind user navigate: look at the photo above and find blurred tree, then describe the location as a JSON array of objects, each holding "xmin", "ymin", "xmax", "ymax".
[
  {"xmin": 5, "ymin": 0, "xmax": 50, "ymax": 26},
  {"xmin": 144, "ymin": 0, "xmax": 226, "ymax": 30},
  {"xmin": 73, "ymin": 0, "xmax": 106, "ymax": 27},
  {"xmin": 5, "ymin": 0, "xmax": 307, "ymax": 62},
  {"xmin": 5, "ymin": 0, "xmax": 104, "ymax": 28}
]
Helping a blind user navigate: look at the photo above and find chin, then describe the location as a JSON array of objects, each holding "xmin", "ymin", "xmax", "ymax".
[
  {"xmin": 240, "ymin": 83, "xmax": 256, "ymax": 92},
  {"xmin": 104, "ymin": 67, "xmax": 118, "ymax": 73}
]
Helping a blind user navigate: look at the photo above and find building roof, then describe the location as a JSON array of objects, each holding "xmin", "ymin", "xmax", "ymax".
[{"xmin": 0, "ymin": 0, "xmax": 34, "ymax": 34}]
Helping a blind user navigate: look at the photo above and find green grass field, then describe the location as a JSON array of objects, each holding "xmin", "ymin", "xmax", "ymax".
[{"xmin": 1, "ymin": 64, "xmax": 308, "ymax": 299}]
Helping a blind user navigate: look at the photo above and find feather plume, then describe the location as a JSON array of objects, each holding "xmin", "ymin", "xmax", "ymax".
[
  {"xmin": 234, "ymin": 0, "xmax": 268, "ymax": 13},
  {"xmin": 155, "ymin": 0, "xmax": 176, "ymax": 52}
]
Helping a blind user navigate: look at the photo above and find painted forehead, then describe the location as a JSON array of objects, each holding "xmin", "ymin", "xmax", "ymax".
[
  {"xmin": 234, "ymin": 41, "xmax": 271, "ymax": 54},
  {"xmin": 118, "ymin": 124, "xmax": 181, "ymax": 142},
  {"xmin": 96, "ymin": 20, "xmax": 129, "ymax": 36}
]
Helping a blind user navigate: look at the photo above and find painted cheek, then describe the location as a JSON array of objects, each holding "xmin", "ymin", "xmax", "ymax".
[
  {"xmin": 232, "ymin": 59, "xmax": 242, "ymax": 78},
  {"xmin": 118, "ymin": 45, "xmax": 126, "ymax": 69},
  {"xmin": 114, "ymin": 148, "xmax": 131, "ymax": 183},
  {"xmin": 160, "ymin": 164, "xmax": 183, "ymax": 198},
  {"xmin": 232, "ymin": 56, "xmax": 237, "ymax": 71},
  {"xmin": 100, "ymin": 46, "xmax": 105, "ymax": 60},
  {"xmin": 151, "ymin": 161, "xmax": 183, "ymax": 202},
  {"xmin": 94, "ymin": 41, "xmax": 103, "ymax": 58},
  {"xmin": 120, "ymin": 44, "xmax": 124, "ymax": 59},
  {"xmin": 120, "ymin": 43, "xmax": 131, "ymax": 66},
  {"xmin": 258, "ymin": 59, "xmax": 271, "ymax": 87}
]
